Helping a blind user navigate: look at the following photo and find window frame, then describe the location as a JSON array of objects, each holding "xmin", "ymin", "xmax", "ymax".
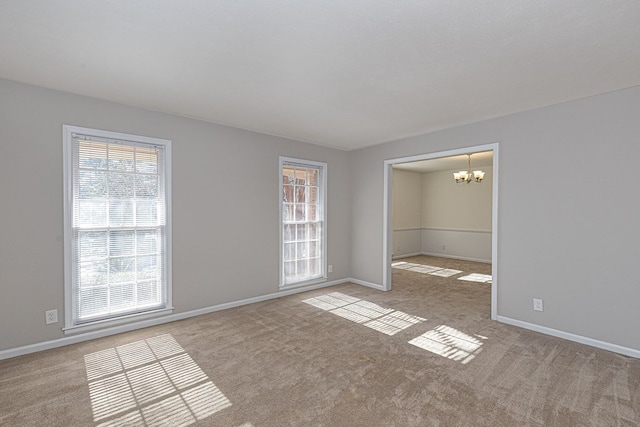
[
  {"xmin": 62, "ymin": 125, "xmax": 173, "ymax": 333},
  {"xmin": 279, "ymin": 156, "xmax": 327, "ymax": 288}
]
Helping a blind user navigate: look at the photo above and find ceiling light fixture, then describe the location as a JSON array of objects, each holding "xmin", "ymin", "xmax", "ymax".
[{"xmin": 453, "ymin": 154, "xmax": 485, "ymax": 183}]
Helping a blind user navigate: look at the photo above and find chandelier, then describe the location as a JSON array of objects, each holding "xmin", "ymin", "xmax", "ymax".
[{"xmin": 453, "ymin": 154, "xmax": 485, "ymax": 183}]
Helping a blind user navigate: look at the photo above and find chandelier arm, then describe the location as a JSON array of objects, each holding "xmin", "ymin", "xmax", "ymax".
[{"xmin": 453, "ymin": 153, "xmax": 484, "ymax": 184}]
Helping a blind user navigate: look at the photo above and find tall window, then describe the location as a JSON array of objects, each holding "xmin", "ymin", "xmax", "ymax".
[
  {"xmin": 280, "ymin": 157, "xmax": 327, "ymax": 287},
  {"xmin": 63, "ymin": 126, "xmax": 172, "ymax": 330}
]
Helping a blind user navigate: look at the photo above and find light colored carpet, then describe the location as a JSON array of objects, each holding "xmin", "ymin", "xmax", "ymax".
[{"xmin": 1, "ymin": 256, "xmax": 639, "ymax": 426}]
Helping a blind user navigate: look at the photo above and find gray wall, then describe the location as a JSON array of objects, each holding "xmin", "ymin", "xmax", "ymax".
[
  {"xmin": 420, "ymin": 167, "xmax": 493, "ymax": 262},
  {"xmin": 421, "ymin": 167, "xmax": 493, "ymax": 232},
  {"xmin": 0, "ymin": 79, "xmax": 351, "ymax": 351},
  {"xmin": 2, "ymin": 77, "xmax": 640, "ymax": 355},
  {"xmin": 350, "ymin": 86, "xmax": 640, "ymax": 351},
  {"xmin": 392, "ymin": 169, "xmax": 422, "ymax": 231},
  {"xmin": 392, "ymin": 169, "xmax": 422, "ymax": 257}
]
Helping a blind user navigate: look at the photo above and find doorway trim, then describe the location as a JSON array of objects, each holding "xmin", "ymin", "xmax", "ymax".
[{"xmin": 382, "ymin": 143, "xmax": 499, "ymax": 320}]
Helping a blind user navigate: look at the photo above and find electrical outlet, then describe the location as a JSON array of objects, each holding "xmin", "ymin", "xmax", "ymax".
[
  {"xmin": 442, "ymin": 245, "xmax": 446, "ymax": 251},
  {"xmin": 533, "ymin": 298, "xmax": 544, "ymax": 312},
  {"xmin": 328, "ymin": 264, "xmax": 333, "ymax": 273},
  {"xmin": 45, "ymin": 309, "xmax": 58, "ymax": 324}
]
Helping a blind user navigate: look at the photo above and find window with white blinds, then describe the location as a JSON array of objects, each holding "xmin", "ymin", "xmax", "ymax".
[
  {"xmin": 280, "ymin": 157, "xmax": 327, "ymax": 287},
  {"xmin": 63, "ymin": 125, "xmax": 172, "ymax": 330}
]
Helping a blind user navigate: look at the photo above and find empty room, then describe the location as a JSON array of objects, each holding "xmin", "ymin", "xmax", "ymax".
[{"xmin": 1, "ymin": 1, "xmax": 639, "ymax": 426}]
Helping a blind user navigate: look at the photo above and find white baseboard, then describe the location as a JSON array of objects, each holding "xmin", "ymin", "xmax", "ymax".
[
  {"xmin": 420, "ymin": 252, "xmax": 491, "ymax": 264},
  {"xmin": 496, "ymin": 315, "xmax": 640, "ymax": 359},
  {"xmin": 348, "ymin": 277, "xmax": 385, "ymax": 291},
  {"xmin": 8, "ymin": 280, "xmax": 634, "ymax": 362},
  {"xmin": 0, "ymin": 278, "xmax": 348, "ymax": 361},
  {"xmin": 391, "ymin": 252, "xmax": 423, "ymax": 260}
]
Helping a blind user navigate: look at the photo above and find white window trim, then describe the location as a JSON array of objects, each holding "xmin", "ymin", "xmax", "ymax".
[
  {"xmin": 279, "ymin": 156, "xmax": 328, "ymax": 288},
  {"xmin": 62, "ymin": 125, "xmax": 173, "ymax": 334}
]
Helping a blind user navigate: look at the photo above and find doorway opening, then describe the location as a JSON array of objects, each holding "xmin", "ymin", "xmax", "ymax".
[{"xmin": 382, "ymin": 143, "xmax": 499, "ymax": 320}]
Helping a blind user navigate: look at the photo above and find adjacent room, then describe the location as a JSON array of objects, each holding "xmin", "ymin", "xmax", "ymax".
[
  {"xmin": 1, "ymin": 1, "xmax": 640, "ymax": 426},
  {"xmin": 390, "ymin": 150, "xmax": 494, "ymax": 315}
]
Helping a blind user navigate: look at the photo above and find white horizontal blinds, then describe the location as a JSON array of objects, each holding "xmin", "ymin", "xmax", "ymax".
[
  {"xmin": 72, "ymin": 134, "xmax": 166, "ymax": 323},
  {"xmin": 282, "ymin": 162, "xmax": 323, "ymax": 285}
]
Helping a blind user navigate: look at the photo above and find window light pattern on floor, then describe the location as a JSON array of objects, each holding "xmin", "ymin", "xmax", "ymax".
[
  {"xmin": 457, "ymin": 273, "xmax": 492, "ymax": 283},
  {"xmin": 302, "ymin": 292, "xmax": 425, "ymax": 335},
  {"xmin": 84, "ymin": 334, "xmax": 231, "ymax": 426},
  {"xmin": 409, "ymin": 325, "xmax": 486, "ymax": 364},
  {"xmin": 391, "ymin": 262, "xmax": 462, "ymax": 278}
]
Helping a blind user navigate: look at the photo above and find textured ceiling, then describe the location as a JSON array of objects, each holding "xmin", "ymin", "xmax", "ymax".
[{"xmin": 1, "ymin": 1, "xmax": 639, "ymax": 150}]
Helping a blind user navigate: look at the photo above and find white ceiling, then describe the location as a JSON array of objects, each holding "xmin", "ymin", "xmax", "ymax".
[{"xmin": 1, "ymin": 1, "xmax": 639, "ymax": 151}]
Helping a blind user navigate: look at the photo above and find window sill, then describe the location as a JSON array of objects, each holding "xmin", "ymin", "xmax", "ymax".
[
  {"xmin": 63, "ymin": 307, "xmax": 175, "ymax": 335},
  {"xmin": 280, "ymin": 276, "xmax": 328, "ymax": 290}
]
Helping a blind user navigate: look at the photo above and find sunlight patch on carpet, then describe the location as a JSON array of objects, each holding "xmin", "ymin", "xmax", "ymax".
[
  {"xmin": 302, "ymin": 292, "xmax": 426, "ymax": 335},
  {"xmin": 458, "ymin": 273, "xmax": 492, "ymax": 283},
  {"xmin": 84, "ymin": 334, "xmax": 231, "ymax": 426},
  {"xmin": 409, "ymin": 325, "xmax": 485, "ymax": 364},
  {"xmin": 429, "ymin": 268, "xmax": 463, "ymax": 277},
  {"xmin": 391, "ymin": 262, "xmax": 462, "ymax": 278}
]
